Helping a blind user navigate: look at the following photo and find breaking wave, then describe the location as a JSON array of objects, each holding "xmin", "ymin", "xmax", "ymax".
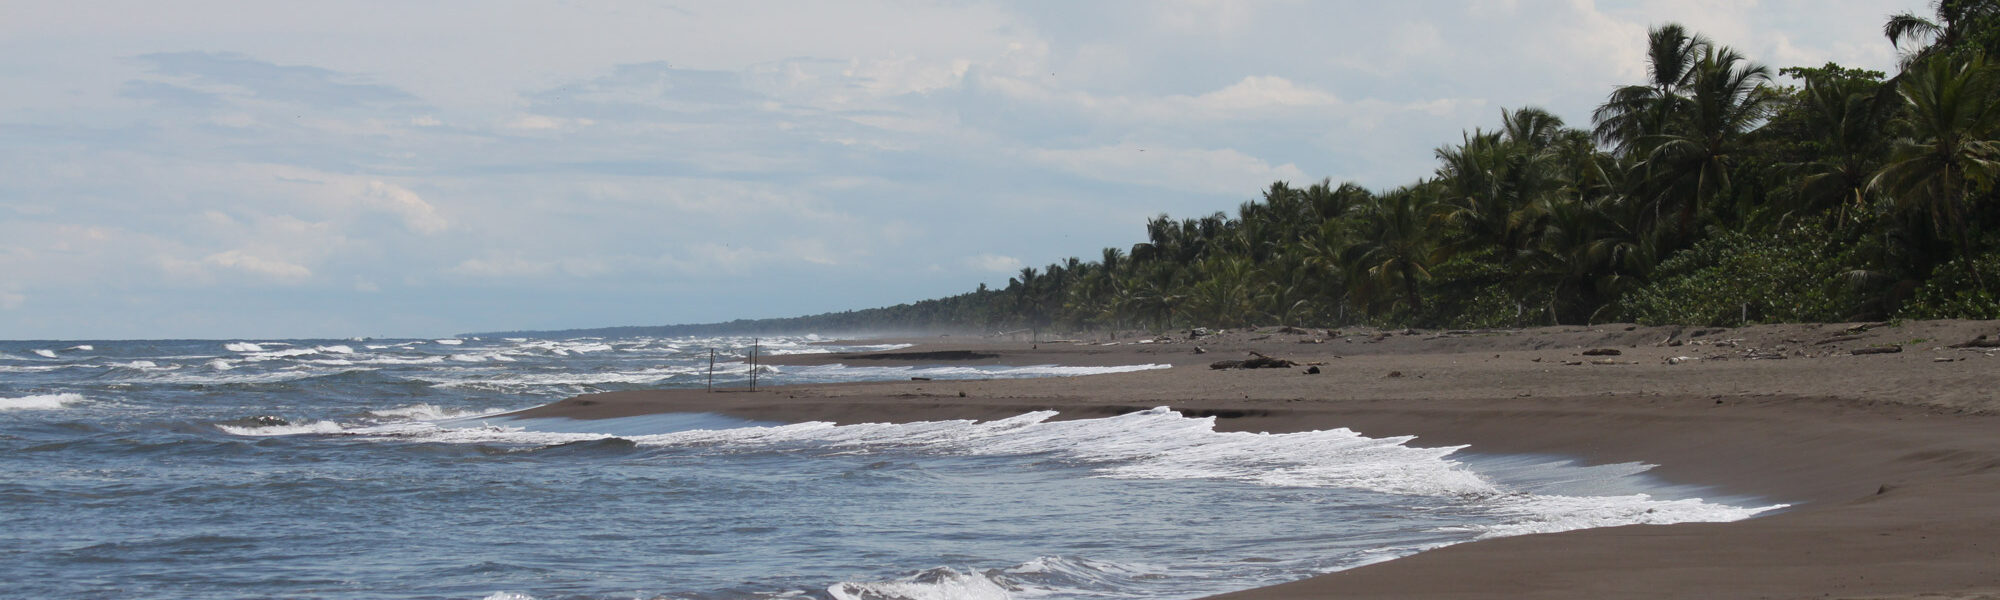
[{"xmin": 0, "ymin": 392, "xmax": 86, "ymax": 411}]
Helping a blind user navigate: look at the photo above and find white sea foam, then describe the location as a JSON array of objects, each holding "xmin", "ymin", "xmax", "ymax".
[
  {"xmin": 766, "ymin": 342, "xmax": 915, "ymax": 355},
  {"xmin": 225, "ymin": 342, "xmax": 265, "ymax": 353},
  {"xmin": 325, "ymin": 408, "xmax": 1485, "ymax": 496},
  {"xmin": 114, "ymin": 360, "xmax": 161, "ymax": 369},
  {"xmin": 829, "ymin": 566, "xmax": 1016, "ymax": 600},
  {"xmin": 481, "ymin": 593, "xmax": 535, "ymax": 600},
  {"xmin": 67, "ymin": 344, "xmax": 94, "ymax": 351},
  {"xmin": 1459, "ymin": 493, "xmax": 1781, "ymax": 538},
  {"xmin": 367, "ymin": 403, "xmax": 507, "ymax": 421},
  {"xmin": 145, "ymin": 367, "xmax": 367, "ymax": 386},
  {"xmin": 234, "ymin": 406, "xmax": 1785, "ymax": 546},
  {"xmin": 830, "ymin": 557, "xmax": 1178, "ymax": 600},
  {"xmin": 352, "ymin": 355, "xmax": 447, "ymax": 366},
  {"xmin": 215, "ymin": 420, "xmax": 347, "ymax": 436},
  {"xmin": 413, "ymin": 366, "xmax": 703, "ymax": 391},
  {"xmin": 434, "ymin": 339, "xmax": 464, "ymax": 345},
  {"xmin": 32, "ymin": 349, "xmax": 57, "ymax": 358},
  {"xmin": 448, "ymin": 352, "xmax": 518, "ymax": 363},
  {"xmin": 0, "ymin": 392, "xmax": 86, "ymax": 410}
]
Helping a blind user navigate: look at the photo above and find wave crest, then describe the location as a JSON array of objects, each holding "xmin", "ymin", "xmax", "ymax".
[{"xmin": 0, "ymin": 393, "xmax": 86, "ymax": 410}]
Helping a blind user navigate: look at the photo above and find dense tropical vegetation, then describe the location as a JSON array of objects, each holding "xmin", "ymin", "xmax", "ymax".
[{"xmin": 485, "ymin": 4, "xmax": 2000, "ymax": 339}]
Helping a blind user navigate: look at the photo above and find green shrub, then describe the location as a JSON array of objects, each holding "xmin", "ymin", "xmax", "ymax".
[
  {"xmin": 1898, "ymin": 252, "xmax": 2000, "ymax": 320},
  {"xmin": 1618, "ymin": 227, "xmax": 1857, "ymax": 326}
]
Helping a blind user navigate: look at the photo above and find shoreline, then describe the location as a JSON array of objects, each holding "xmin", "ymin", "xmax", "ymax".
[{"xmin": 511, "ymin": 321, "xmax": 2000, "ymax": 599}]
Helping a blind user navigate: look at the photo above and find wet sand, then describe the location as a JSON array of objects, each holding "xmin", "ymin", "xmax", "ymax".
[{"xmin": 511, "ymin": 321, "xmax": 2000, "ymax": 599}]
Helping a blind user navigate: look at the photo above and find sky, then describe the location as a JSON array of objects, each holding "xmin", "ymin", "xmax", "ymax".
[{"xmin": 0, "ymin": 0, "xmax": 1929, "ymax": 340}]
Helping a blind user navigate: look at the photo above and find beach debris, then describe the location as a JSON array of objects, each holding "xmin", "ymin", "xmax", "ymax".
[
  {"xmin": 1666, "ymin": 356, "xmax": 1697, "ymax": 365},
  {"xmin": 1249, "ymin": 335, "xmax": 1272, "ymax": 341},
  {"xmin": 1591, "ymin": 358, "xmax": 1621, "ymax": 365},
  {"xmin": 1934, "ymin": 357, "xmax": 1961, "ymax": 363},
  {"xmin": 1563, "ymin": 360, "xmax": 1583, "ymax": 366},
  {"xmin": 1325, "ymin": 329, "xmax": 1343, "ymax": 338},
  {"xmin": 1852, "ymin": 345, "xmax": 1903, "ymax": 356},
  {"xmin": 1277, "ymin": 326, "xmax": 1309, "ymax": 335},
  {"xmin": 1582, "ymin": 348, "xmax": 1622, "ymax": 356},
  {"xmin": 1950, "ymin": 335, "xmax": 2000, "ymax": 348},
  {"xmin": 1298, "ymin": 338, "xmax": 1323, "ymax": 344},
  {"xmin": 1210, "ymin": 351, "xmax": 1297, "ymax": 370},
  {"xmin": 1385, "ymin": 370, "xmax": 1403, "ymax": 378},
  {"xmin": 1305, "ymin": 365, "xmax": 1321, "ymax": 374},
  {"xmin": 1814, "ymin": 334, "xmax": 1865, "ymax": 345},
  {"xmin": 910, "ymin": 377, "xmax": 932, "ymax": 381},
  {"xmin": 1844, "ymin": 322, "xmax": 1891, "ymax": 334},
  {"xmin": 1192, "ymin": 346, "xmax": 1207, "ymax": 354},
  {"xmin": 1189, "ymin": 327, "xmax": 1211, "ymax": 338}
]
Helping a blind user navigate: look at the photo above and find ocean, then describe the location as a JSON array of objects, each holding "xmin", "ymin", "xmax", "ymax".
[{"xmin": 0, "ymin": 336, "xmax": 1782, "ymax": 600}]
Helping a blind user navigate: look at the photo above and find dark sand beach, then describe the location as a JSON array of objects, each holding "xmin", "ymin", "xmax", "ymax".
[{"xmin": 510, "ymin": 321, "xmax": 2000, "ymax": 599}]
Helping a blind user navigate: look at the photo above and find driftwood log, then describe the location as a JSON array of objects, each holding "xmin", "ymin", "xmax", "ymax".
[
  {"xmin": 1852, "ymin": 345, "xmax": 1903, "ymax": 356},
  {"xmin": 1210, "ymin": 351, "xmax": 1297, "ymax": 370}
]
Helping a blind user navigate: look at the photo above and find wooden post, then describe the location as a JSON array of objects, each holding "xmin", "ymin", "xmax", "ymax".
[
  {"xmin": 749, "ymin": 338, "xmax": 759, "ymax": 391},
  {"xmin": 707, "ymin": 348, "xmax": 715, "ymax": 392}
]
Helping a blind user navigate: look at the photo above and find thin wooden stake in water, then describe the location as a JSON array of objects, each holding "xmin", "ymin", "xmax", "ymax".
[
  {"xmin": 707, "ymin": 348, "xmax": 715, "ymax": 392},
  {"xmin": 749, "ymin": 338, "xmax": 759, "ymax": 391}
]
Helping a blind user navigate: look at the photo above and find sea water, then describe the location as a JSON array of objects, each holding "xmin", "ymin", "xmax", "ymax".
[{"xmin": 0, "ymin": 336, "xmax": 1783, "ymax": 599}]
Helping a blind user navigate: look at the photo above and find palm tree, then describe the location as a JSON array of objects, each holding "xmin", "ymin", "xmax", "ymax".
[
  {"xmin": 1343, "ymin": 183, "xmax": 1448, "ymax": 313},
  {"xmin": 1869, "ymin": 53, "xmax": 2000, "ymax": 288},
  {"xmin": 1594, "ymin": 24, "xmax": 1712, "ymax": 156},
  {"xmin": 1885, "ymin": 0, "xmax": 2000, "ymax": 67},
  {"xmin": 1436, "ymin": 108, "xmax": 1570, "ymax": 260},
  {"xmin": 1779, "ymin": 65, "xmax": 1897, "ymax": 224},
  {"xmin": 1634, "ymin": 43, "xmax": 1776, "ymax": 238}
]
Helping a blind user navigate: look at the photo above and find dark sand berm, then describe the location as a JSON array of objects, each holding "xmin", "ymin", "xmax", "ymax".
[{"xmin": 510, "ymin": 320, "xmax": 2000, "ymax": 599}]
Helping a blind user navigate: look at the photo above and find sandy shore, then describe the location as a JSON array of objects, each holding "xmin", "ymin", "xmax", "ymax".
[{"xmin": 511, "ymin": 321, "xmax": 2000, "ymax": 599}]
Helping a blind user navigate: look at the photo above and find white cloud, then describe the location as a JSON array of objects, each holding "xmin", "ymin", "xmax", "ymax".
[
  {"xmin": 362, "ymin": 180, "xmax": 448, "ymax": 234},
  {"xmin": 1187, "ymin": 76, "xmax": 1341, "ymax": 112},
  {"xmin": 1151, "ymin": 0, "xmax": 1261, "ymax": 36},
  {"xmin": 507, "ymin": 114, "xmax": 594, "ymax": 130},
  {"xmin": 203, "ymin": 249, "xmax": 313, "ymax": 283},
  {"xmin": 450, "ymin": 255, "xmax": 609, "ymax": 279},
  {"xmin": 964, "ymin": 253, "xmax": 1024, "ymax": 273},
  {"xmin": 1031, "ymin": 144, "xmax": 1307, "ymax": 194},
  {"xmin": 451, "ymin": 256, "xmax": 555, "ymax": 278}
]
